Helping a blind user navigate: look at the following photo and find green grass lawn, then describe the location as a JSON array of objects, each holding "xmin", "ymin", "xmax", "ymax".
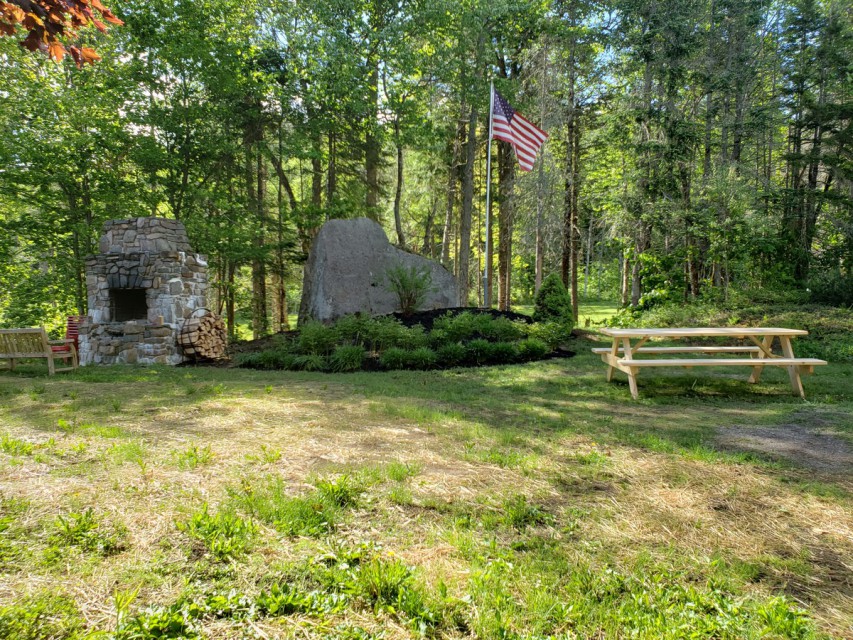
[{"xmin": 1, "ymin": 334, "xmax": 851, "ymax": 639}]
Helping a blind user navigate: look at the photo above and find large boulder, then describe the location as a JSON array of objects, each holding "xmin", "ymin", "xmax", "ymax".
[{"xmin": 299, "ymin": 218, "xmax": 459, "ymax": 324}]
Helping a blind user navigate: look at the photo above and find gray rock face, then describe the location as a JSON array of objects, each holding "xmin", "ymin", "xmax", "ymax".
[{"xmin": 299, "ymin": 218, "xmax": 458, "ymax": 324}]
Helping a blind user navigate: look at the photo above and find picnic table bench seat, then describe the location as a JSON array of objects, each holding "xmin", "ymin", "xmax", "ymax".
[{"xmin": 0, "ymin": 327, "xmax": 78, "ymax": 375}]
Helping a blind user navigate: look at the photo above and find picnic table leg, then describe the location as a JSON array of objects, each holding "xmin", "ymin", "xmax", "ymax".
[
  {"xmin": 621, "ymin": 338, "xmax": 640, "ymax": 400},
  {"xmin": 606, "ymin": 338, "xmax": 619, "ymax": 382},
  {"xmin": 779, "ymin": 336, "xmax": 805, "ymax": 398},
  {"xmin": 748, "ymin": 336, "xmax": 774, "ymax": 384}
]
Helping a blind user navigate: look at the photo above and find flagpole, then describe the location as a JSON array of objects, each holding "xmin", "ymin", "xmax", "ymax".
[{"xmin": 483, "ymin": 80, "xmax": 495, "ymax": 308}]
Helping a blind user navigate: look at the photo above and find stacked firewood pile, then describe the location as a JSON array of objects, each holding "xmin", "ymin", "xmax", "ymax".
[{"xmin": 178, "ymin": 312, "xmax": 227, "ymax": 360}]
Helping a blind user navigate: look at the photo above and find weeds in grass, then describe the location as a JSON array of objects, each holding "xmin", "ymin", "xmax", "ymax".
[
  {"xmin": 246, "ymin": 444, "xmax": 282, "ymax": 463},
  {"xmin": 51, "ymin": 508, "xmax": 127, "ymax": 557},
  {"xmin": 499, "ymin": 495, "xmax": 553, "ymax": 530},
  {"xmin": 176, "ymin": 504, "xmax": 255, "ymax": 560},
  {"xmin": 174, "ymin": 444, "xmax": 213, "ymax": 470},
  {"xmin": 1, "ymin": 434, "xmax": 34, "ymax": 456},
  {"xmin": 0, "ymin": 593, "xmax": 86, "ymax": 640},
  {"xmin": 230, "ymin": 476, "xmax": 339, "ymax": 536},
  {"xmin": 315, "ymin": 474, "xmax": 362, "ymax": 507}
]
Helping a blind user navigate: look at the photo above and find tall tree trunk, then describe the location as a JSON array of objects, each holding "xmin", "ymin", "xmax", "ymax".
[
  {"xmin": 393, "ymin": 119, "xmax": 405, "ymax": 248},
  {"xmin": 422, "ymin": 196, "xmax": 437, "ymax": 257},
  {"xmin": 365, "ymin": 63, "xmax": 380, "ymax": 216},
  {"xmin": 459, "ymin": 105, "xmax": 477, "ymax": 306},
  {"xmin": 441, "ymin": 127, "xmax": 462, "ymax": 267},
  {"xmin": 569, "ymin": 112, "xmax": 581, "ymax": 321},
  {"xmin": 327, "ymin": 132, "xmax": 336, "ymax": 211},
  {"xmin": 252, "ymin": 146, "xmax": 268, "ymax": 339}
]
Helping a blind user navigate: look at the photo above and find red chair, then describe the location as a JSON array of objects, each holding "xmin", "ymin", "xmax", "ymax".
[{"xmin": 50, "ymin": 315, "xmax": 85, "ymax": 357}]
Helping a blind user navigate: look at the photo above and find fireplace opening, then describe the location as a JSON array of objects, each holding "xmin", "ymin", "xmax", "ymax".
[{"xmin": 110, "ymin": 288, "xmax": 148, "ymax": 322}]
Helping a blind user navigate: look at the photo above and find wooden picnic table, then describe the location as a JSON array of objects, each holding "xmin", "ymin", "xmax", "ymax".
[{"xmin": 593, "ymin": 327, "xmax": 827, "ymax": 400}]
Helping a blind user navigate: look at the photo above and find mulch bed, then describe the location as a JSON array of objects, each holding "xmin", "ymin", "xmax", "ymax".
[{"xmin": 190, "ymin": 307, "xmax": 575, "ymax": 368}]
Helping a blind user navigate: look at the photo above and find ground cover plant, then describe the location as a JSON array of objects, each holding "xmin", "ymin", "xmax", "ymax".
[
  {"xmin": 235, "ymin": 309, "xmax": 572, "ymax": 373},
  {"xmin": 0, "ymin": 312, "xmax": 851, "ymax": 639}
]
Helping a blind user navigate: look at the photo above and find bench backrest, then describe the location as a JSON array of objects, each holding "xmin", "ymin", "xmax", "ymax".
[{"xmin": 0, "ymin": 328, "xmax": 50, "ymax": 358}]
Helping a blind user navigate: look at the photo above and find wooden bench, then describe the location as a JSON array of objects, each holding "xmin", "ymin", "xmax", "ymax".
[
  {"xmin": 0, "ymin": 327, "xmax": 78, "ymax": 375},
  {"xmin": 595, "ymin": 328, "xmax": 827, "ymax": 399}
]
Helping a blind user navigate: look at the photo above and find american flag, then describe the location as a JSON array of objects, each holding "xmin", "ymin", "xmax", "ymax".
[{"xmin": 491, "ymin": 90, "xmax": 549, "ymax": 172}]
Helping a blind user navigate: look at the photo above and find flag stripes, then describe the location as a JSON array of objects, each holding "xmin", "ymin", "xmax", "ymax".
[{"xmin": 491, "ymin": 90, "xmax": 548, "ymax": 172}]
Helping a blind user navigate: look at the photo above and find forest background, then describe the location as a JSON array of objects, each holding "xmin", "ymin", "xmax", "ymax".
[{"xmin": 0, "ymin": 0, "xmax": 851, "ymax": 339}]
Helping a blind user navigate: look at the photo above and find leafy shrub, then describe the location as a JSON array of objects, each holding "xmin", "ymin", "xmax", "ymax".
[
  {"xmin": 292, "ymin": 354, "xmax": 327, "ymax": 371},
  {"xmin": 236, "ymin": 349, "xmax": 295, "ymax": 370},
  {"xmin": 433, "ymin": 311, "xmax": 482, "ymax": 343},
  {"xmin": 487, "ymin": 341, "xmax": 519, "ymax": 364},
  {"xmin": 465, "ymin": 339, "xmax": 492, "ymax": 366},
  {"xmin": 533, "ymin": 274, "xmax": 574, "ymax": 328},
  {"xmin": 807, "ymin": 270, "xmax": 853, "ymax": 306},
  {"xmin": 329, "ymin": 345, "xmax": 366, "ymax": 372},
  {"xmin": 333, "ymin": 314, "xmax": 371, "ymax": 345},
  {"xmin": 176, "ymin": 504, "xmax": 255, "ymax": 560},
  {"xmin": 517, "ymin": 337, "xmax": 550, "ymax": 360},
  {"xmin": 436, "ymin": 342, "xmax": 466, "ymax": 367},
  {"xmin": 476, "ymin": 316, "xmax": 527, "ymax": 342},
  {"xmin": 362, "ymin": 317, "xmax": 428, "ymax": 351},
  {"xmin": 380, "ymin": 347, "xmax": 409, "ymax": 370},
  {"xmin": 385, "ymin": 264, "xmax": 433, "ymax": 315},
  {"xmin": 407, "ymin": 347, "xmax": 438, "ymax": 369},
  {"xmin": 527, "ymin": 321, "xmax": 572, "ymax": 349},
  {"xmin": 296, "ymin": 321, "xmax": 338, "ymax": 355}
]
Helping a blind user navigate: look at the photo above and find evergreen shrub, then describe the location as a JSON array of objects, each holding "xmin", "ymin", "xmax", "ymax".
[
  {"xmin": 534, "ymin": 274, "xmax": 574, "ymax": 328},
  {"xmin": 407, "ymin": 347, "xmax": 438, "ymax": 369}
]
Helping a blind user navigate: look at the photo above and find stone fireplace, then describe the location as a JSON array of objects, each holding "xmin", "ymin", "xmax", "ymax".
[{"xmin": 79, "ymin": 217, "xmax": 209, "ymax": 365}]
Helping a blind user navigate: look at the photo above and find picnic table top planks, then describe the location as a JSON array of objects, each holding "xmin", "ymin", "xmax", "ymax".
[{"xmin": 599, "ymin": 327, "xmax": 809, "ymax": 338}]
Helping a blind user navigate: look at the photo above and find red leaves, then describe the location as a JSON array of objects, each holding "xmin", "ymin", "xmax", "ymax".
[{"xmin": 0, "ymin": 0, "xmax": 123, "ymax": 66}]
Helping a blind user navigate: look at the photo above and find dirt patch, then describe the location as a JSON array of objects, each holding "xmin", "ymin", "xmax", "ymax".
[{"xmin": 716, "ymin": 411, "xmax": 853, "ymax": 473}]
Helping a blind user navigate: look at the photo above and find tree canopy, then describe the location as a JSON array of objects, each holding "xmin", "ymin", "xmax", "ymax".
[{"xmin": 1, "ymin": 0, "xmax": 851, "ymax": 337}]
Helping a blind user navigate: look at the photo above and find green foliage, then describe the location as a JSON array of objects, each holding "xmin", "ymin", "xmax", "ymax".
[
  {"xmin": 517, "ymin": 337, "xmax": 550, "ymax": 360},
  {"xmin": 314, "ymin": 475, "xmax": 363, "ymax": 508},
  {"xmin": 229, "ymin": 477, "xmax": 338, "ymax": 537},
  {"xmin": 533, "ymin": 274, "xmax": 574, "ymax": 326},
  {"xmin": 0, "ymin": 593, "xmax": 86, "ymax": 640},
  {"xmin": 292, "ymin": 354, "xmax": 328, "ymax": 371},
  {"xmin": 174, "ymin": 444, "xmax": 213, "ymax": 470},
  {"xmin": 176, "ymin": 504, "xmax": 255, "ymax": 560},
  {"xmin": 385, "ymin": 264, "xmax": 433, "ymax": 315},
  {"xmin": 1, "ymin": 434, "xmax": 34, "ymax": 456},
  {"xmin": 52, "ymin": 508, "xmax": 127, "ymax": 556},
  {"xmin": 527, "ymin": 321, "xmax": 572, "ymax": 350},
  {"xmin": 436, "ymin": 342, "xmax": 467, "ymax": 367},
  {"xmin": 500, "ymin": 495, "xmax": 552, "ymax": 529},
  {"xmin": 465, "ymin": 339, "xmax": 492, "ymax": 366},
  {"xmin": 329, "ymin": 345, "xmax": 367, "ymax": 373},
  {"xmin": 407, "ymin": 346, "xmax": 438, "ymax": 369},
  {"xmin": 807, "ymin": 270, "xmax": 853, "ymax": 306},
  {"xmin": 297, "ymin": 321, "xmax": 339, "ymax": 356},
  {"xmin": 235, "ymin": 349, "xmax": 295, "ymax": 370},
  {"xmin": 380, "ymin": 347, "xmax": 409, "ymax": 370}
]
